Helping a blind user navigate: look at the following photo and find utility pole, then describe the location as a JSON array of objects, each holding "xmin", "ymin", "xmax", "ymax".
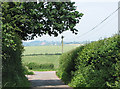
[
  {"xmin": 61, "ymin": 36, "xmax": 64, "ymax": 54},
  {"xmin": 118, "ymin": 1, "xmax": 120, "ymax": 35}
]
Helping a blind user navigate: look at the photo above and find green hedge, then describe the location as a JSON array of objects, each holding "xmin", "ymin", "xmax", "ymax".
[
  {"xmin": 57, "ymin": 46, "xmax": 84, "ymax": 84},
  {"xmin": 22, "ymin": 65, "xmax": 34, "ymax": 75},
  {"xmin": 57, "ymin": 35, "xmax": 120, "ymax": 88},
  {"xmin": 26, "ymin": 62, "xmax": 54, "ymax": 70},
  {"xmin": 2, "ymin": 33, "xmax": 30, "ymax": 87}
]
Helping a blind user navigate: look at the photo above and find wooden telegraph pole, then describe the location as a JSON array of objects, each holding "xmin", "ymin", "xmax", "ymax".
[{"xmin": 61, "ymin": 36, "xmax": 64, "ymax": 54}]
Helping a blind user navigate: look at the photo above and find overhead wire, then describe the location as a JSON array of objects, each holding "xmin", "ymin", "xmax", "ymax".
[{"xmin": 78, "ymin": 6, "xmax": 120, "ymax": 38}]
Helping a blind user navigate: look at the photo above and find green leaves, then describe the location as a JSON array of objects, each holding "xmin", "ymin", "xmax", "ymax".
[
  {"xmin": 2, "ymin": 2, "xmax": 83, "ymax": 40},
  {"xmin": 57, "ymin": 35, "xmax": 120, "ymax": 88}
]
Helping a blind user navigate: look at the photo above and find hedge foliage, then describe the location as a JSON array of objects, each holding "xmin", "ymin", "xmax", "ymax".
[
  {"xmin": 26, "ymin": 62, "xmax": 54, "ymax": 70},
  {"xmin": 57, "ymin": 35, "xmax": 120, "ymax": 88},
  {"xmin": 57, "ymin": 46, "xmax": 84, "ymax": 84},
  {"xmin": 2, "ymin": 32, "xmax": 30, "ymax": 87},
  {"xmin": 22, "ymin": 65, "xmax": 34, "ymax": 75}
]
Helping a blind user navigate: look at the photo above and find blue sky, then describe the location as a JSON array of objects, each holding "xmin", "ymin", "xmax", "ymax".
[{"xmin": 23, "ymin": 0, "xmax": 119, "ymax": 42}]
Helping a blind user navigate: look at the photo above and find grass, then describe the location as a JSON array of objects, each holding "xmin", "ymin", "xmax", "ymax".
[
  {"xmin": 22, "ymin": 55, "xmax": 60, "ymax": 69},
  {"xmin": 23, "ymin": 45, "xmax": 79, "ymax": 55},
  {"xmin": 22, "ymin": 45, "xmax": 79, "ymax": 71}
]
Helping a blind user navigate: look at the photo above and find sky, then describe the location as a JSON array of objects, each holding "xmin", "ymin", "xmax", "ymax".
[{"xmin": 23, "ymin": 0, "xmax": 119, "ymax": 42}]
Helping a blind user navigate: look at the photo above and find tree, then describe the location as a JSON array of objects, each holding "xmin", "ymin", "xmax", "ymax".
[
  {"xmin": 2, "ymin": 2, "xmax": 83, "ymax": 40},
  {"xmin": 2, "ymin": 2, "xmax": 83, "ymax": 87}
]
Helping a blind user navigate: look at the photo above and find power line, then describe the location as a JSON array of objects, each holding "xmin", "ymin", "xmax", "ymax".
[{"xmin": 78, "ymin": 7, "xmax": 120, "ymax": 38}]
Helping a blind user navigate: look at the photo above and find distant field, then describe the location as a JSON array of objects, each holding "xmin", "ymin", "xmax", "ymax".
[
  {"xmin": 22, "ymin": 55, "xmax": 60, "ymax": 69},
  {"xmin": 23, "ymin": 45, "xmax": 80, "ymax": 55},
  {"xmin": 22, "ymin": 45, "xmax": 80, "ymax": 70}
]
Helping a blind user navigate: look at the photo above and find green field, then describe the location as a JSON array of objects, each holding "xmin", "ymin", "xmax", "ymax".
[
  {"xmin": 23, "ymin": 45, "xmax": 80, "ymax": 55},
  {"xmin": 22, "ymin": 45, "xmax": 80, "ymax": 70},
  {"xmin": 22, "ymin": 55, "xmax": 60, "ymax": 69}
]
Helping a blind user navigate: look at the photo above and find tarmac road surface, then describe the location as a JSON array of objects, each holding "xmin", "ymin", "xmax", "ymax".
[{"xmin": 26, "ymin": 71, "xmax": 73, "ymax": 89}]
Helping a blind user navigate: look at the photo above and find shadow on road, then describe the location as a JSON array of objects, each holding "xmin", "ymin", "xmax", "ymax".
[
  {"xmin": 29, "ymin": 79, "xmax": 73, "ymax": 89},
  {"xmin": 30, "ymin": 79, "xmax": 65, "ymax": 87}
]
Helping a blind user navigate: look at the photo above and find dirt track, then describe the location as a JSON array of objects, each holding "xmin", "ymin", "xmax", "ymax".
[{"xmin": 26, "ymin": 71, "xmax": 73, "ymax": 89}]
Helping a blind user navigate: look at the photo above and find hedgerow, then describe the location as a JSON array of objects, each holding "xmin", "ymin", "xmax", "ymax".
[
  {"xmin": 26, "ymin": 62, "xmax": 54, "ymax": 70},
  {"xmin": 22, "ymin": 65, "xmax": 34, "ymax": 75},
  {"xmin": 57, "ymin": 46, "xmax": 84, "ymax": 84},
  {"xmin": 57, "ymin": 35, "xmax": 120, "ymax": 88},
  {"xmin": 2, "ymin": 32, "xmax": 30, "ymax": 87}
]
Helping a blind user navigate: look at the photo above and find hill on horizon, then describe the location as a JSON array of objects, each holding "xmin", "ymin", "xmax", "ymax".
[{"xmin": 22, "ymin": 40, "xmax": 91, "ymax": 46}]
